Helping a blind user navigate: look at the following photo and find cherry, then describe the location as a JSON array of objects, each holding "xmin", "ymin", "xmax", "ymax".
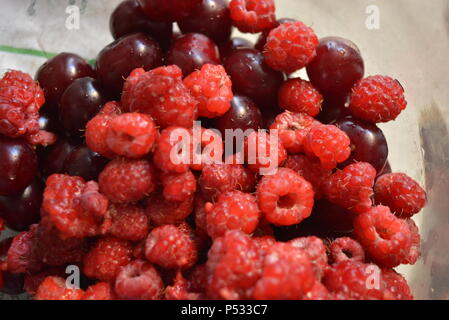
[
  {"xmin": 59, "ymin": 77, "xmax": 107, "ymax": 138},
  {"xmin": 96, "ymin": 33, "xmax": 163, "ymax": 98},
  {"xmin": 309, "ymin": 199, "xmax": 356, "ymax": 235},
  {"xmin": 138, "ymin": 0, "xmax": 201, "ymax": 22},
  {"xmin": 178, "ymin": 0, "xmax": 232, "ymax": 45},
  {"xmin": 35, "ymin": 53, "xmax": 94, "ymax": 110},
  {"xmin": 63, "ymin": 145, "xmax": 109, "ymax": 181},
  {"xmin": 334, "ymin": 116, "xmax": 388, "ymax": 173},
  {"xmin": 0, "ymin": 137, "xmax": 38, "ymax": 197},
  {"xmin": 165, "ymin": 33, "xmax": 220, "ymax": 76},
  {"xmin": 110, "ymin": 0, "xmax": 173, "ymax": 51},
  {"xmin": 316, "ymin": 94, "xmax": 349, "ymax": 124},
  {"xmin": 377, "ymin": 160, "xmax": 392, "ymax": 177},
  {"xmin": 0, "ymin": 179, "xmax": 43, "ymax": 231},
  {"xmin": 307, "ymin": 37, "xmax": 364, "ymax": 96},
  {"xmin": 40, "ymin": 139, "xmax": 76, "ymax": 179},
  {"xmin": 0, "ymin": 238, "xmax": 25, "ymax": 295},
  {"xmin": 219, "ymin": 37, "xmax": 253, "ymax": 62},
  {"xmin": 38, "ymin": 106, "xmax": 62, "ymax": 134},
  {"xmin": 254, "ymin": 18, "xmax": 296, "ymax": 51}
]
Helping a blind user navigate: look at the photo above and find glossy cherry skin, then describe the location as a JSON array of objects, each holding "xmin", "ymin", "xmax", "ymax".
[
  {"xmin": 178, "ymin": 0, "xmax": 232, "ymax": 44},
  {"xmin": 138, "ymin": 0, "xmax": 201, "ymax": 22},
  {"xmin": 165, "ymin": 33, "xmax": 220, "ymax": 76},
  {"xmin": 96, "ymin": 33, "xmax": 163, "ymax": 98},
  {"xmin": 334, "ymin": 116, "xmax": 388, "ymax": 173},
  {"xmin": 0, "ymin": 179, "xmax": 43, "ymax": 231},
  {"xmin": 110, "ymin": 0, "xmax": 173, "ymax": 51},
  {"xmin": 35, "ymin": 53, "xmax": 95, "ymax": 109},
  {"xmin": 63, "ymin": 145, "xmax": 109, "ymax": 181},
  {"xmin": 40, "ymin": 139, "xmax": 76, "ymax": 179},
  {"xmin": 307, "ymin": 37, "xmax": 364, "ymax": 96},
  {"xmin": 59, "ymin": 77, "xmax": 107, "ymax": 138},
  {"xmin": 316, "ymin": 94, "xmax": 350, "ymax": 124},
  {"xmin": 219, "ymin": 37, "xmax": 253, "ymax": 62},
  {"xmin": 0, "ymin": 238, "xmax": 25, "ymax": 295},
  {"xmin": 0, "ymin": 137, "xmax": 38, "ymax": 196}
]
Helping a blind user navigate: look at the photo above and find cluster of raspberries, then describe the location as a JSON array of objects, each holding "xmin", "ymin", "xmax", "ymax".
[{"xmin": 0, "ymin": 0, "xmax": 425, "ymax": 300}]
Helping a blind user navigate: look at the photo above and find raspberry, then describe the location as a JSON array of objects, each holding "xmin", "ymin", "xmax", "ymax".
[
  {"xmin": 99, "ymin": 158, "xmax": 156, "ymax": 203},
  {"xmin": 83, "ymin": 282, "xmax": 115, "ymax": 300},
  {"xmin": 353, "ymin": 206, "xmax": 412, "ymax": 268},
  {"xmin": 23, "ymin": 267, "xmax": 66, "ymax": 296},
  {"xmin": 288, "ymin": 236, "xmax": 328, "ymax": 279},
  {"xmin": 304, "ymin": 282, "xmax": 332, "ymax": 300},
  {"xmin": 160, "ymin": 170, "xmax": 197, "ymax": 202},
  {"xmin": 199, "ymin": 163, "xmax": 256, "ymax": 201},
  {"xmin": 106, "ymin": 203, "xmax": 149, "ymax": 241},
  {"xmin": 114, "ymin": 259, "xmax": 164, "ymax": 300},
  {"xmin": 322, "ymin": 162, "xmax": 376, "ymax": 214},
  {"xmin": 165, "ymin": 271, "xmax": 202, "ymax": 300},
  {"xmin": 42, "ymin": 174, "xmax": 108, "ymax": 238},
  {"xmin": 106, "ymin": 112, "xmax": 157, "ymax": 158},
  {"xmin": 187, "ymin": 264, "xmax": 208, "ymax": 294},
  {"xmin": 183, "ymin": 64, "xmax": 233, "ymax": 118},
  {"xmin": 381, "ymin": 269, "xmax": 413, "ymax": 300},
  {"xmin": 145, "ymin": 224, "xmax": 198, "ymax": 269},
  {"xmin": 253, "ymin": 235, "xmax": 276, "ymax": 254},
  {"xmin": 404, "ymin": 219, "xmax": 421, "ymax": 265},
  {"xmin": 349, "ymin": 75, "xmax": 407, "ymax": 123},
  {"xmin": 270, "ymin": 111, "xmax": 320, "ymax": 153},
  {"xmin": 264, "ymin": 21, "xmax": 319, "ymax": 73},
  {"xmin": 374, "ymin": 173, "xmax": 426, "ymax": 218},
  {"xmin": 284, "ymin": 154, "xmax": 332, "ymax": 199},
  {"xmin": 330, "ymin": 237, "xmax": 365, "ymax": 264},
  {"xmin": 194, "ymin": 194, "xmax": 208, "ymax": 238},
  {"xmin": 257, "ymin": 168, "xmax": 314, "ymax": 226},
  {"xmin": 278, "ymin": 78, "xmax": 323, "ymax": 117},
  {"xmin": 145, "ymin": 191, "xmax": 194, "ymax": 226},
  {"xmin": 253, "ymin": 242, "xmax": 316, "ymax": 300},
  {"xmin": 205, "ymin": 190, "xmax": 260, "ymax": 239},
  {"xmin": 7, "ymin": 230, "xmax": 42, "ymax": 274},
  {"xmin": 121, "ymin": 66, "xmax": 198, "ymax": 128},
  {"xmin": 153, "ymin": 126, "xmax": 191, "ymax": 173},
  {"xmin": 304, "ymin": 124, "xmax": 351, "ymax": 170},
  {"xmin": 229, "ymin": 0, "xmax": 277, "ymax": 33},
  {"xmin": 34, "ymin": 276, "xmax": 84, "ymax": 300},
  {"xmin": 83, "ymin": 236, "xmax": 133, "ymax": 282},
  {"xmin": 189, "ymin": 126, "xmax": 223, "ymax": 171}
]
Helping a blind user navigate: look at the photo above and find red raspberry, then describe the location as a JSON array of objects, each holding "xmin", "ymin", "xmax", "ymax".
[
  {"xmin": 42, "ymin": 174, "xmax": 108, "ymax": 238},
  {"xmin": 374, "ymin": 173, "xmax": 426, "ymax": 218},
  {"xmin": 229, "ymin": 0, "xmax": 277, "ymax": 33},
  {"xmin": 83, "ymin": 282, "xmax": 115, "ymax": 300},
  {"xmin": 121, "ymin": 66, "xmax": 198, "ymax": 128},
  {"xmin": 330, "ymin": 237, "xmax": 365, "ymax": 264},
  {"xmin": 106, "ymin": 203, "xmax": 149, "ymax": 241},
  {"xmin": 183, "ymin": 64, "xmax": 233, "ymax": 118},
  {"xmin": 35, "ymin": 276, "xmax": 84, "ymax": 300},
  {"xmin": 288, "ymin": 236, "xmax": 328, "ymax": 279},
  {"xmin": 257, "ymin": 168, "xmax": 314, "ymax": 226},
  {"xmin": 114, "ymin": 259, "xmax": 164, "ymax": 300},
  {"xmin": 278, "ymin": 78, "xmax": 323, "ymax": 117},
  {"xmin": 83, "ymin": 236, "xmax": 133, "ymax": 282},
  {"xmin": 7, "ymin": 230, "xmax": 42, "ymax": 274},
  {"xmin": 145, "ymin": 190, "xmax": 194, "ymax": 226},
  {"xmin": 99, "ymin": 158, "xmax": 156, "ymax": 203},
  {"xmin": 199, "ymin": 163, "xmax": 256, "ymax": 201},
  {"xmin": 253, "ymin": 242, "xmax": 316, "ymax": 300},
  {"xmin": 264, "ymin": 21, "xmax": 319, "ymax": 73},
  {"xmin": 189, "ymin": 126, "xmax": 223, "ymax": 171},
  {"xmin": 160, "ymin": 170, "xmax": 197, "ymax": 202},
  {"xmin": 106, "ymin": 112, "xmax": 157, "ymax": 158},
  {"xmin": 322, "ymin": 162, "xmax": 376, "ymax": 214},
  {"xmin": 304, "ymin": 282, "xmax": 332, "ymax": 300},
  {"xmin": 194, "ymin": 194, "xmax": 209, "ymax": 238},
  {"xmin": 349, "ymin": 75, "xmax": 407, "ymax": 123},
  {"xmin": 404, "ymin": 219, "xmax": 421, "ymax": 265},
  {"xmin": 304, "ymin": 124, "xmax": 351, "ymax": 170},
  {"xmin": 381, "ymin": 269, "xmax": 413, "ymax": 300},
  {"xmin": 353, "ymin": 206, "xmax": 412, "ymax": 268},
  {"xmin": 145, "ymin": 224, "xmax": 198, "ymax": 269},
  {"xmin": 165, "ymin": 271, "xmax": 202, "ymax": 300},
  {"xmin": 153, "ymin": 126, "xmax": 191, "ymax": 173},
  {"xmin": 187, "ymin": 264, "xmax": 208, "ymax": 294},
  {"xmin": 23, "ymin": 267, "xmax": 66, "ymax": 296},
  {"xmin": 253, "ymin": 235, "xmax": 276, "ymax": 254},
  {"xmin": 205, "ymin": 190, "xmax": 260, "ymax": 239},
  {"xmin": 284, "ymin": 154, "xmax": 332, "ymax": 199}
]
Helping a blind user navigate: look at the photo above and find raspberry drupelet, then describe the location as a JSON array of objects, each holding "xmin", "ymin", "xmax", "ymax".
[
  {"xmin": 106, "ymin": 203, "xmax": 149, "ymax": 241},
  {"xmin": 330, "ymin": 237, "xmax": 365, "ymax": 264},
  {"xmin": 83, "ymin": 282, "xmax": 115, "ymax": 300},
  {"xmin": 35, "ymin": 276, "xmax": 84, "ymax": 300},
  {"xmin": 404, "ymin": 218, "xmax": 421, "ymax": 265},
  {"xmin": 229, "ymin": 0, "xmax": 277, "ymax": 33},
  {"xmin": 381, "ymin": 269, "xmax": 413, "ymax": 300},
  {"xmin": 145, "ymin": 190, "xmax": 194, "ymax": 226},
  {"xmin": 160, "ymin": 170, "xmax": 197, "ymax": 202},
  {"xmin": 278, "ymin": 78, "xmax": 323, "ymax": 117},
  {"xmin": 245, "ymin": 130, "xmax": 287, "ymax": 174},
  {"xmin": 288, "ymin": 236, "xmax": 328, "ymax": 279},
  {"xmin": 153, "ymin": 126, "xmax": 191, "ymax": 173},
  {"xmin": 165, "ymin": 271, "xmax": 202, "ymax": 300}
]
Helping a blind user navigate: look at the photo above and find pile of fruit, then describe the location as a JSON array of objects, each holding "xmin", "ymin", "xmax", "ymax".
[{"xmin": 0, "ymin": 0, "xmax": 426, "ymax": 300}]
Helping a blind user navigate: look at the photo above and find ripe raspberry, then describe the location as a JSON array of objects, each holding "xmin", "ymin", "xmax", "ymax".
[
  {"xmin": 83, "ymin": 237, "xmax": 133, "ymax": 282},
  {"xmin": 106, "ymin": 112, "xmax": 157, "ymax": 158},
  {"xmin": 35, "ymin": 276, "xmax": 84, "ymax": 300},
  {"xmin": 122, "ymin": 66, "xmax": 198, "ymax": 128},
  {"xmin": 404, "ymin": 219, "xmax": 421, "ymax": 265},
  {"xmin": 304, "ymin": 282, "xmax": 332, "ymax": 300},
  {"xmin": 288, "ymin": 236, "xmax": 328, "ymax": 279},
  {"xmin": 187, "ymin": 264, "xmax": 208, "ymax": 294},
  {"xmin": 165, "ymin": 272, "xmax": 202, "ymax": 300},
  {"xmin": 253, "ymin": 242, "xmax": 316, "ymax": 300},
  {"xmin": 145, "ymin": 191, "xmax": 194, "ymax": 226},
  {"xmin": 106, "ymin": 203, "xmax": 149, "ymax": 241},
  {"xmin": 330, "ymin": 237, "xmax": 365, "ymax": 264},
  {"xmin": 322, "ymin": 162, "xmax": 376, "ymax": 214},
  {"xmin": 99, "ymin": 158, "xmax": 156, "ymax": 203},
  {"xmin": 114, "ymin": 259, "xmax": 164, "ymax": 300},
  {"xmin": 183, "ymin": 64, "xmax": 233, "ymax": 118},
  {"xmin": 199, "ymin": 163, "xmax": 256, "ymax": 201},
  {"xmin": 194, "ymin": 194, "xmax": 208, "ymax": 238},
  {"xmin": 353, "ymin": 206, "xmax": 412, "ymax": 268},
  {"xmin": 83, "ymin": 282, "xmax": 115, "ymax": 300},
  {"xmin": 270, "ymin": 111, "xmax": 321, "ymax": 153},
  {"xmin": 284, "ymin": 154, "xmax": 332, "ymax": 199},
  {"xmin": 153, "ymin": 126, "xmax": 191, "ymax": 173},
  {"xmin": 42, "ymin": 174, "xmax": 108, "ymax": 238},
  {"xmin": 304, "ymin": 124, "xmax": 351, "ymax": 170},
  {"xmin": 205, "ymin": 190, "xmax": 260, "ymax": 239},
  {"xmin": 23, "ymin": 267, "xmax": 66, "ymax": 296},
  {"xmin": 349, "ymin": 75, "xmax": 407, "ymax": 123},
  {"xmin": 264, "ymin": 21, "xmax": 319, "ymax": 73},
  {"xmin": 145, "ymin": 224, "xmax": 198, "ymax": 269},
  {"xmin": 189, "ymin": 126, "xmax": 223, "ymax": 171},
  {"xmin": 278, "ymin": 78, "xmax": 323, "ymax": 117},
  {"xmin": 257, "ymin": 168, "xmax": 314, "ymax": 226},
  {"xmin": 381, "ymin": 269, "xmax": 413, "ymax": 300},
  {"xmin": 253, "ymin": 235, "xmax": 276, "ymax": 254},
  {"xmin": 160, "ymin": 170, "xmax": 197, "ymax": 202},
  {"xmin": 229, "ymin": 0, "xmax": 277, "ymax": 33},
  {"xmin": 374, "ymin": 173, "xmax": 426, "ymax": 218},
  {"xmin": 7, "ymin": 230, "xmax": 42, "ymax": 274}
]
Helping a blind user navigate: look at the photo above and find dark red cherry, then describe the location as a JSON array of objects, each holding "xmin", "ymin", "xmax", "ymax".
[
  {"xmin": 334, "ymin": 116, "xmax": 388, "ymax": 173},
  {"xmin": 0, "ymin": 238, "xmax": 25, "ymax": 295},
  {"xmin": 316, "ymin": 94, "xmax": 349, "ymax": 124},
  {"xmin": 261, "ymin": 105, "xmax": 283, "ymax": 129},
  {"xmin": 178, "ymin": 0, "xmax": 232, "ymax": 44},
  {"xmin": 63, "ymin": 146, "xmax": 109, "ymax": 181},
  {"xmin": 307, "ymin": 37, "xmax": 364, "ymax": 96},
  {"xmin": 377, "ymin": 160, "xmax": 392, "ymax": 177},
  {"xmin": 254, "ymin": 18, "xmax": 296, "ymax": 51},
  {"xmin": 38, "ymin": 106, "xmax": 62, "ymax": 134},
  {"xmin": 138, "ymin": 0, "xmax": 201, "ymax": 22},
  {"xmin": 310, "ymin": 199, "xmax": 356, "ymax": 235},
  {"xmin": 35, "ymin": 53, "xmax": 94, "ymax": 109},
  {"xmin": 110, "ymin": 0, "xmax": 173, "ymax": 51},
  {"xmin": 96, "ymin": 33, "xmax": 163, "ymax": 98},
  {"xmin": 165, "ymin": 33, "xmax": 220, "ymax": 76},
  {"xmin": 219, "ymin": 37, "xmax": 253, "ymax": 62},
  {"xmin": 59, "ymin": 77, "xmax": 107, "ymax": 137},
  {"xmin": 40, "ymin": 139, "xmax": 76, "ymax": 179},
  {"xmin": 0, "ymin": 137, "xmax": 38, "ymax": 196}
]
